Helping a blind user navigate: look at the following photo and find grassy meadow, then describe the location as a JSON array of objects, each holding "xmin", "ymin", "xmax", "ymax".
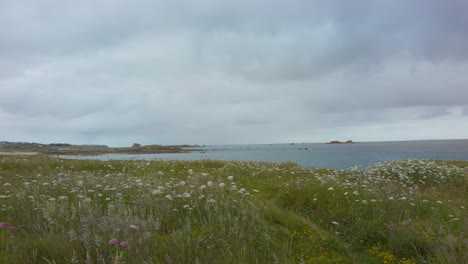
[{"xmin": 0, "ymin": 155, "xmax": 466, "ymax": 263}]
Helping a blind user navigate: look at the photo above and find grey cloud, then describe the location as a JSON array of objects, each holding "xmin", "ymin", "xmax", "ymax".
[
  {"xmin": 3, "ymin": 1, "xmax": 468, "ymax": 81},
  {"xmin": 177, "ymin": 1, "xmax": 468, "ymax": 83},
  {"xmin": 1, "ymin": 0, "xmax": 468, "ymax": 145},
  {"xmin": 462, "ymin": 107, "xmax": 468, "ymax": 117},
  {"xmin": 414, "ymin": 107, "xmax": 451, "ymax": 120}
]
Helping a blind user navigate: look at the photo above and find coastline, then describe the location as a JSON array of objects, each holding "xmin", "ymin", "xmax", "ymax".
[{"xmin": 0, "ymin": 152, "xmax": 39, "ymax": 155}]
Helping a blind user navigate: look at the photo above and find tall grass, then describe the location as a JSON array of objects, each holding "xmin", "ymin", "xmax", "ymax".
[{"xmin": 0, "ymin": 156, "xmax": 466, "ymax": 263}]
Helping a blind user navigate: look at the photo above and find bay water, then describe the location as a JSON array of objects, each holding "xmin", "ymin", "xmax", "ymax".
[{"xmin": 65, "ymin": 139, "xmax": 468, "ymax": 169}]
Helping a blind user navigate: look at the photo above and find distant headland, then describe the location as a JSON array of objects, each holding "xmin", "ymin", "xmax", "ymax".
[
  {"xmin": 0, "ymin": 141, "xmax": 201, "ymax": 156},
  {"xmin": 327, "ymin": 140, "xmax": 355, "ymax": 144}
]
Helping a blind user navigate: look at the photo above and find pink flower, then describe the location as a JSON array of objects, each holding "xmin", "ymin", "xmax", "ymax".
[
  {"xmin": 120, "ymin": 241, "xmax": 130, "ymax": 248},
  {"xmin": 108, "ymin": 239, "xmax": 119, "ymax": 246},
  {"xmin": 0, "ymin": 222, "xmax": 10, "ymax": 229}
]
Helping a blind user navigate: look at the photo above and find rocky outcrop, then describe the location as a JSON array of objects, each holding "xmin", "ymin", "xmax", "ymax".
[{"xmin": 327, "ymin": 140, "xmax": 355, "ymax": 144}]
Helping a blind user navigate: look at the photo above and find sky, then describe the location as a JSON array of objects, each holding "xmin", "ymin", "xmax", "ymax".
[{"xmin": 1, "ymin": 0, "xmax": 468, "ymax": 146}]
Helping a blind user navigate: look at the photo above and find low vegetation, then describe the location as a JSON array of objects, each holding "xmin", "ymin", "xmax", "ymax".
[{"xmin": 0, "ymin": 155, "xmax": 466, "ymax": 263}]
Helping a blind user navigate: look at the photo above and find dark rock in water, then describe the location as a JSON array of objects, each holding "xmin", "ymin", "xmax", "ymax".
[{"xmin": 327, "ymin": 140, "xmax": 355, "ymax": 144}]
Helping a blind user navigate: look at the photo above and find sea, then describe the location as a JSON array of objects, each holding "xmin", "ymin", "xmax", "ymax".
[{"xmin": 65, "ymin": 140, "xmax": 468, "ymax": 169}]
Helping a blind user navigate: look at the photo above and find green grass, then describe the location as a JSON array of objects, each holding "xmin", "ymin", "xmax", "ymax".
[{"xmin": 0, "ymin": 156, "xmax": 466, "ymax": 263}]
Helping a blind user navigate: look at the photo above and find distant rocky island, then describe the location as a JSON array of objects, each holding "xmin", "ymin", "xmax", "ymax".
[{"xmin": 327, "ymin": 140, "xmax": 355, "ymax": 144}]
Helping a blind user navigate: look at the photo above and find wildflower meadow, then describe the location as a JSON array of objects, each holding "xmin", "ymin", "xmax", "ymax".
[{"xmin": 0, "ymin": 155, "xmax": 466, "ymax": 263}]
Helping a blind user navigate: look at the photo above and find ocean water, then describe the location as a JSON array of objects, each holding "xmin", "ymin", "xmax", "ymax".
[{"xmin": 67, "ymin": 140, "xmax": 468, "ymax": 169}]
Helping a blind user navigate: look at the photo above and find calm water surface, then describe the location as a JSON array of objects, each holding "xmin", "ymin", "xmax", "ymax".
[{"xmin": 66, "ymin": 140, "xmax": 468, "ymax": 169}]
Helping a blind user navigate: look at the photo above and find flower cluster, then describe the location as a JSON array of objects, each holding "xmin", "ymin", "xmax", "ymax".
[
  {"xmin": 0, "ymin": 221, "xmax": 16, "ymax": 238},
  {"xmin": 108, "ymin": 238, "xmax": 130, "ymax": 248}
]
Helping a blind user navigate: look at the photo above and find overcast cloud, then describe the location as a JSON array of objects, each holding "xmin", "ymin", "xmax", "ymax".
[{"xmin": 1, "ymin": 0, "xmax": 468, "ymax": 146}]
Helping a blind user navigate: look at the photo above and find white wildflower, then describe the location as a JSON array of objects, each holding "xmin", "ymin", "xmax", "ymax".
[{"xmin": 152, "ymin": 189, "xmax": 162, "ymax": 195}]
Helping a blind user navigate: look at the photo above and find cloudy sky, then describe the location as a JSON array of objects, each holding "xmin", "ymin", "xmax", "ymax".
[{"xmin": 1, "ymin": 0, "xmax": 468, "ymax": 146}]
